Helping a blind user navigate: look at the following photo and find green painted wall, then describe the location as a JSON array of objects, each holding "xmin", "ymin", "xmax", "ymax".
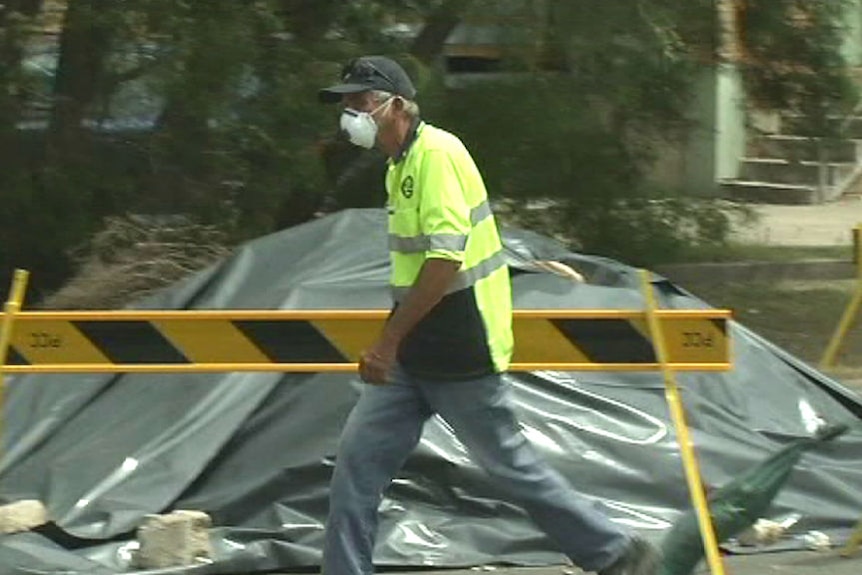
[
  {"xmin": 842, "ymin": 0, "xmax": 862, "ymax": 67},
  {"xmin": 683, "ymin": 67, "xmax": 720, "ymax": 195},
  {"xmin": 714, "ymin": 64, "xmax": 747, "ymax": 182},
  {"xmin": 646, "ymin": 64, "xmax": 746, "ymax": 196}
]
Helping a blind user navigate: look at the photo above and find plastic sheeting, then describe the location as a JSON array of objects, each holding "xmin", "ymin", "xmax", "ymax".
[{"xmin": 0, "ymin": 208, "xmax": 860, "ymax": 574}]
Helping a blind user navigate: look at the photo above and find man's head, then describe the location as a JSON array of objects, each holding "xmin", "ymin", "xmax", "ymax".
[{"xmin": 320, "ymin": 56, "xmax": 419, "ymax": 154}]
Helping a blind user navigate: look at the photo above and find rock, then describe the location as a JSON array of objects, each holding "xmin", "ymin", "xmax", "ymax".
[
  {"xmin": 0, "ymin": 500, "xmax": 48, "ymax": 534},
  {"xmin": 133, "ymin": 510, "xmax": 213, "ymax": 569}
]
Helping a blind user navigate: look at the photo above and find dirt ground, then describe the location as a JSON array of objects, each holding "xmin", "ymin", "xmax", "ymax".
[
  {"xmin": 693, "ymin": 201, "xmax": 862, "ymax": 391},
  {"xmin": 680, "ymin": 277, "xmax": 862, "ymax": 389},
  {"xmin": 731, "ymin": 197, "xmax": 862, "ymax": 246}
]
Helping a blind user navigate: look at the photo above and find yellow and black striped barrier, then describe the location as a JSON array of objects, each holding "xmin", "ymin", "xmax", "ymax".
[
  {"xmin": 0, "ymin": 308, "xmax": 730, "ymax": 373},
  {"xmin": 0, "ymin": 268, "xmax": 733, "ymax": 575}
]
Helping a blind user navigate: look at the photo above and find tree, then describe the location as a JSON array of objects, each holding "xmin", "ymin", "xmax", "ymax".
[
  {"xmin": 0, "ymin": 1, "xmax": 43, "ymax": 137},
  {"xmin": 435, "ymin": 0, "xmax": 727, "ymax": 264},
  {"xmin": 0, "ymin": 0, "xmax": 469, "ymax": 296},
  {"xmin": 0, "ymin": 0, "xmax": 855, "ymax": 298},
  {"xmin": 434, "ymin": 0, "xmax": 854, "ymax": 264},
  {"xmin": 736, "ymin": 0, "xmax": 856, "ymax": 136},
  {"xmin": 47, "ymin": 0, "xmax": 112, "ymax": 157}
]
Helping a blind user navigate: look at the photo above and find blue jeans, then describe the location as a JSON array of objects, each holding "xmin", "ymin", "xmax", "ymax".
[{"xmin": 322, "ymin": 366, "xmax": 631, "ymax": 574}]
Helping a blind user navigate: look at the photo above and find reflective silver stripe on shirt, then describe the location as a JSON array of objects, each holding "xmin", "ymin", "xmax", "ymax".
[
  {"xmin": 470, "ymin": 200, "xmax": 493, "ymax": 226},
  {"xmin": 389, "ymin": 233, "xmax": 468, "ymax": 253},
  {"xmin": 388, "ymin": 201, "xmax": 493, "ymax": 253},
  {"xmin": 391, "ymin": 249, "xmax": 507, "ymax": 302}
]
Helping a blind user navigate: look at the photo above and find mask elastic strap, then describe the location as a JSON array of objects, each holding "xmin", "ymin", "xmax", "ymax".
[{"xmin": 370, "ymin": 96, "xmax": 394, "ymax": 117}]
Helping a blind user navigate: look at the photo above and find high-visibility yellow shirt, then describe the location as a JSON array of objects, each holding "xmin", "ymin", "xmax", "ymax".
[{"xmin": 386, "ymin": 121, "xmax": 513, "ymax": 379}]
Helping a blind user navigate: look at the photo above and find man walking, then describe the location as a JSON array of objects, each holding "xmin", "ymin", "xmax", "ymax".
[{"xmin": 318, "ymin": 55, "xmax": 661, "ymax": 575}]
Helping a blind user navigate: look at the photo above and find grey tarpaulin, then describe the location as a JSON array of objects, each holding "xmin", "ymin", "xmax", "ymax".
[{"xmin": 0, "ymin": 209, "xmax": 860, "ymax": 574}]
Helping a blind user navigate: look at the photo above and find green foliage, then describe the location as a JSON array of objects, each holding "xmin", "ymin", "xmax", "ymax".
[
  {"xmin": 436, "ymin": 1, "xmax": 730, "ymax": 266},
  {"xmin": 740, "ymin": 0, "xmax": 858, "ymax": 135},
  {"xmin": 0, "ymin": 0, "xmax": 857, "ymax": 295}
]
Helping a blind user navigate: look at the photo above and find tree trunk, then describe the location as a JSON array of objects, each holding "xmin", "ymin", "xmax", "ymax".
[
  {"xmin": 277, "ymin": 0, "xmax": 340, "ymax": 43},
  {"xmin": 0, "ymin": 1, "xmax": 44, "ymax": 136},
  {"xmin": 410, "ymin": 0, "xmax": 472, "ymax": 64},
  {"xmin": 47, "ymin": 0, "xmax": 111, "ymax": 160}
]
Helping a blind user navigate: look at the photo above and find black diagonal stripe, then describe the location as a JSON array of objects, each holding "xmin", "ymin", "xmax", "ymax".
[
  {"xmin": 551, "ymin": 319, "xmax": 657, "ymax": 364},
  {"xmin": 710, "ymin": 318, "xmax": 727, "ymax": 336},
  {"xmin": 73, "ymin": 321, "xmax": 188, "ymax": 364},
  {"xmin": 6, "ymin": 347, "xmax": 28, "ymax": 365},
  {"xmin": 234, "ymin": 320, "xmax": 346, "ymax": 363}
]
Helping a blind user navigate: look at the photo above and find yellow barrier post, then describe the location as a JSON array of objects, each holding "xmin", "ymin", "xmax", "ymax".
[
  {"xmin": 821, "ymin": 223, "xmax": 862, "ymax": 369},
  {"xmin": 820, "ymin": 228, "xmax": 862, "ymax": 553},
  {"xmin": 639, "ymin": 269, "xmax": 728, "ymax": 575},
  {"xmin": 0, "ymin": 269, "xmax": 30, "ymax": 459}
]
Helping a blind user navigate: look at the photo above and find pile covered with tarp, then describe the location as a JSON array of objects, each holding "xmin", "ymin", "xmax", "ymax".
[{"xmin": 0, "ymin": 209, "xmax": 860, "ymax": 574}]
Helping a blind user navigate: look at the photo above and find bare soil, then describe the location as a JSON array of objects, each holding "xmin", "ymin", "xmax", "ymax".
[
  {"xmin": 731, "ymin": 197, "xmax": 862, "ymax": 246},
  {"xmin": 682, "ymin": 279, "xmax": 860, "ymax": 365}
]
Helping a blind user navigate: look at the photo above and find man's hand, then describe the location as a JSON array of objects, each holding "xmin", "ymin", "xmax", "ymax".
[
  {"xmin": 358, "ymin": 258, "xmax": 460, "ymax": 384},
  {"xmin": 359, "ymin": 339, "xmax": 398, "ymax": 384}
]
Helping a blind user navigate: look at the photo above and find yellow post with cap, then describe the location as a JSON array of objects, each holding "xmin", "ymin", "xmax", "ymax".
[
  {"xmin": 0, "ymin": 269, "xmax": 30, "ymax": 459},
  {"xmin": 821, "ymin": 223, "xmax": 862, "ymax": 369},
  {"xmin": 842, "ymin": 517, "xmax": 862, "ymax": 557},
  {"xmin": 821, "ymin": 225, "xmax": 862, "ymax": 557}
]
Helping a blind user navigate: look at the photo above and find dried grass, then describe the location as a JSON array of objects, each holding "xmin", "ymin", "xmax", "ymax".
[{"xmin": 41, "ymin": 215, "xmax": 232, "ymax": 309}]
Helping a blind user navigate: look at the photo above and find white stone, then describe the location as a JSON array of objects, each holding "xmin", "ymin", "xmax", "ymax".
[
  {"xmin": 133, "ymin": 510, "xmax": 213, "ymax": 569},
  {"xmin": 0, "ymin": 500, "xmax": 48, "ymax": 534},
  {"xmin": 737, "ymin": 518, "xmax": 786, "ymax": 546},
  {"xmin": 802, "ymin": 530, "xmax": 832, "ymax": 552}
]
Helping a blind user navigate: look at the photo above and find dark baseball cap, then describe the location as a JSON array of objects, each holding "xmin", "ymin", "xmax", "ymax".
[{"xmin": 319, "ymin": 56, "xmax": 417, "ymax": 103}]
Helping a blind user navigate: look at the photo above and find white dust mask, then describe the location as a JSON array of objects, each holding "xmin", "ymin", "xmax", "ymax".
[{"xmin": 339, "ymin": 97, "xmax": 393, "ymax": 149}]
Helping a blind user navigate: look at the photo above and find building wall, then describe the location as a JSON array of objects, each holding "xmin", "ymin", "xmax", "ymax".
[
  {"xmin": 649, "ymin": 0, "xmax": 862, "ymax": 195},
  {"xmin": 645, "ymin": 66, "xmax": 737, "ymax": 197},
  {"xmin": 448, "ymin": 1, "xmax": 861, "ymax": 196},
  {"xmin": 714, "ymin": 64, "xmax": 747, "ymax": 182},
  {"xmin": 842, "ymin": 0, "xmax": 862, "ymax": 67},
  {"xmin": 646, "ymin": 1, "xmax": 742, "ymax": 195}
]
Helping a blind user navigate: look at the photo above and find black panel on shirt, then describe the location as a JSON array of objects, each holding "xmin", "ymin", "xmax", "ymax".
[{"xmin": 396, "ymin": 287, "xmax": 496, "ymax": 381}]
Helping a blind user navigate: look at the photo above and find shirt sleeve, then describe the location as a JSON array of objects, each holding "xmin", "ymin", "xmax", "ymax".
[{"xmin": 418, "ymin": 149, "xmax": 471, "ymax": 262}]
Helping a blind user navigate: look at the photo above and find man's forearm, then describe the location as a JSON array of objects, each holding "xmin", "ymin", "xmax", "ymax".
[{"xmin": 381, "ymin": 258, "xmax": 461, "ymax": 347}]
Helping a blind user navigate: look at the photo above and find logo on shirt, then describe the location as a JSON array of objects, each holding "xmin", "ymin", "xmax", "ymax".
[{"xmin": 401, "ymin": 176, "xmax": 414, "ymax": 199}]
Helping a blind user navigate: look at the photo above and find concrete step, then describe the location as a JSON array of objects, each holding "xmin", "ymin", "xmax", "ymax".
[
  {"xmin": 739, "ymin": 158, "xmax": 856, "ymax": 186},
  {"xmin": 720, "ymin": 180, "xmax": 821, "ymax": 205},
  {"xmin": 782, "ymin": 114, "xmax": 862, "ymax": 139},
  {"xmin": 747, "ymin": 135, "xmax": 859, "ymax": 162}
]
